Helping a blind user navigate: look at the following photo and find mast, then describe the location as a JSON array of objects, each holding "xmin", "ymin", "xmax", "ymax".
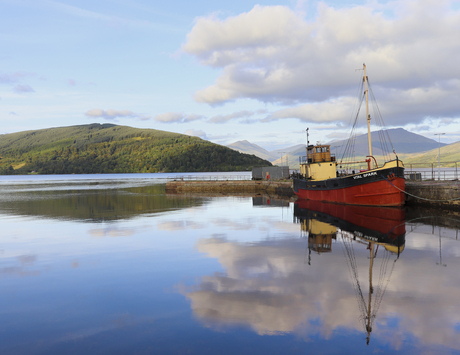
[{"xmin": 363, "ymin": 64, "xmax": 373, "ymax": 169}]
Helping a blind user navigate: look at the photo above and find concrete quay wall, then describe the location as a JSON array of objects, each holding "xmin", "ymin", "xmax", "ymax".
[
  {"xmin": 165, "ymin": 180, "xmax": 295, "ymax": 197},
  {"xmin": 406, "ymin": 182, "xmax": 460, "ymax": 209}
]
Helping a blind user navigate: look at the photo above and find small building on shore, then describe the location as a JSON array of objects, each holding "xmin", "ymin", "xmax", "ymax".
[{"xmin": 252, "ymin": 166, "xmax": 289, "ymax": 180}]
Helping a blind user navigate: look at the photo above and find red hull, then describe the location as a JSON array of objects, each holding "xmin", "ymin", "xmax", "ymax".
[{"xmin": 294, "ymin": 177, "xmax": 405, "ymax": 207}]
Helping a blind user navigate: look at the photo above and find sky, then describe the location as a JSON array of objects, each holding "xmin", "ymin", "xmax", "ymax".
[{"xmin": 1, "ymin": 0, "xmax": 460, "ymax": 151}]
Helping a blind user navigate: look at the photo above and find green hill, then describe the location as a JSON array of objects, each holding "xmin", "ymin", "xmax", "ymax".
[
  {"xmin": 0, "ymin": 123, "xmax": 271, "ymax": 174},
  {"xmin": 404, "ymin": 141, "xmax": 460, "ymax": 166}
]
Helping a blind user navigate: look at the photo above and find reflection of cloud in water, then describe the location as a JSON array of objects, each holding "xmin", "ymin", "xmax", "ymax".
[
  {"xmin": 0, "ymin": 254, "xmax": 40, "ymax": 277},
  {"xmin": 188, "ymin": 237, "xmax": 357, "ymax": 336},
  {"xmin": 0, "ymin": 266, "xmax": 41, "ymax": 277},
  {"xmin": 155, "ymin": 209, "xmax": 297, "ymax": 237},
  {"xmin": 17, "ymin": 254, "xmax": 37, "ymax": 266},
  {"xmin": 209, "ymin": 218, "xmax": 257, "ymax": 231},
  {"xmin": 187, "ymin": 235, "xmax": 460, "ymax": 350},
  {"xmin": 88, "ymin": 227, "xmax": 135, "ymax": 238},
  {"xmin": 157, "ymin": 220, "xmax": 206, "ymax": 231}
]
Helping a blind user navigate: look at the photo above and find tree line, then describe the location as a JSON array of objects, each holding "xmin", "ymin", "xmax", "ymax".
[{"xmin": 0, "ymin": 125, "xmax": 271, "ymax": 174}]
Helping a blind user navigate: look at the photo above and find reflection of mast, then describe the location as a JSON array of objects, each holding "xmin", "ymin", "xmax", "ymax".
[
  {"xmin": 341, "ymin": 231, "xmax": 403, "ymax": 345},
  {"xmin": 366, "ymin": 243, "xmax": 374, "ymax": 345}
]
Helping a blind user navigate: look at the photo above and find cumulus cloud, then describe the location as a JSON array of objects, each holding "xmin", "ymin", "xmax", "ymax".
[
  {"xmin": 184, "ymin": 129, "xmax": 208, "ymax": 139},
  {"xmin": 153, "ymin": 112, "xmax": 204, "ymax": 123},
  {"xmin": 182, "ymin": 1, "xmax": 460, "ymax": 126},
  {"xmin": 209, "ymin": 110, "xmax": 254, "ymax": 123},
  {"xmin": 85, "ymin": 109, "xmax": 150, "ymax": 121},
  {"xmin": 265, "ymin": 97, "xmax": 355, "ymax": 123}
]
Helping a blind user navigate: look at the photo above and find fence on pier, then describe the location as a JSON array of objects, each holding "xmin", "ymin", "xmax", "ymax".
[
  {"xmin": 166, "ymin": 174, "xmax": 252, "ymax": 181},
  {"xmin": 405, "ymin": 162, "xmax": 460, "ymax": 181}
]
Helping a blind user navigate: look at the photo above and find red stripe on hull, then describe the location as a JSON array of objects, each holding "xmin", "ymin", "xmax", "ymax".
[{"xmin": 294, "ymin": 177, "xmax": 405, "ymax": 207}]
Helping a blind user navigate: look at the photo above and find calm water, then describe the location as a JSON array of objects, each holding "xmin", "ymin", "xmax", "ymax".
[{"xmin": 0, "ymin": 174, "xmax": 460, "ymax": 354}]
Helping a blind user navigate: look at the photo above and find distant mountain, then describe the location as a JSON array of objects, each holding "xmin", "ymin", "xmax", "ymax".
[
  {"xmin": 331, "ymin": 128, "xmax": 446, "ymax": 156},
  {"xmin": 227, "ymin": 140, "xmax": 304, "ymax": 163},
  {"xmin": 230, "ymin": 128, "xmax": 450, "ymax": 169},
  {"xmin": 270, "ymin": 144, "xmax": 305, "ymax": 159},
  {"xmin": 0, "ymin": 124, "xmax": 272, "ymax": 174},
  {"xmin": 227, "ymin": 140, "xmax": 274, "ymax": 161}
]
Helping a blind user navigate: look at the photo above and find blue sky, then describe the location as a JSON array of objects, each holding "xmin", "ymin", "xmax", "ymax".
[{"xmin": 1, "ymin": 0, "xmax": 460, "ymax": 151}]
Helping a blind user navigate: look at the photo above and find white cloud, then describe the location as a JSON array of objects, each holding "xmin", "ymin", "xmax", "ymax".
[
  {"xmin": 266, "ymin": 97, "xmax": 354, "ymax": 123},
  {"xmin": 184, "ymin": 129, "xmax": 208, "ymax": 140},
  {"xmin": 85, "ymin": 109, "xmax": 150, "ymax": 121},
  {"xmin": 153, "ymin": 112, "xmax": 203, "ymax": 123},
  {"xmin": 182, "ymin": 1, "xmax": 460, "ymax": 126},
  {"xmin": 209, "ymin": 110, "xmax": 254, "ymax": 123}
]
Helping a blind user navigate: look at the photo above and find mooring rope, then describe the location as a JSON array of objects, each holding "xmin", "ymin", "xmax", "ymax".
[{"xmin": 382, "ymin": 175, "xmax": 460, "ymax": 202}]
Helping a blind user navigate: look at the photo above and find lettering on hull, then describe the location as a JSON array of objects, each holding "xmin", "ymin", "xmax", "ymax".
[{"xmin": 353, "ymin": 171, "xmax": 377, "ymax": 180}]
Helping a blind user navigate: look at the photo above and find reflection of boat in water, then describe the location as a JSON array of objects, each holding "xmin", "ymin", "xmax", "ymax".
[
  {"xmin": 295, "ymin": 199, "xmax": 405, "ymax": 253},
  {"xmin": 294, "ymin": 200, "xmax": 405, "ymax": 344},
  {"xmin": 293, "ymin": 64, "xmax": 405, "ymax": 207}
]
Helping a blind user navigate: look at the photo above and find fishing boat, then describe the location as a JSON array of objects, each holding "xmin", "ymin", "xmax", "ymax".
[{"xmin": 293, "ymin": 64, "xmax": 405, "ymax": 207}]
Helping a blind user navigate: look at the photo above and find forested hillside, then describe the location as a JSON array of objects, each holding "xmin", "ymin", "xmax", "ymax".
[{"xmin": 0, "ymin": 124, "xmax": 271, "ymax": 174}]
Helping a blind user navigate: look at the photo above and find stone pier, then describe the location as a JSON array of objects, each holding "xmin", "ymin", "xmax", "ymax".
[
  {"xmin": 165, "ymin": 180, "xmax": 294, "ymax": 197},
  {"xmin": 406, "ymin": 181, "xmax": 460, "ymax": 209}
]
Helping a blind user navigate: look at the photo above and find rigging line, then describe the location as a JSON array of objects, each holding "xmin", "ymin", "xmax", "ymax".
[
  {"xmin": 406, "ymin": 215, "xmax": 460, "ymax": 226},
  {"xmin": 341, "ymin": 234, "xmax": 367, "ymax": 317},
  {"xmin": 391, "ymin": 215, "xmax": 460, "ymax": 234},
  {"xmin": 375, "ymin": 249, "xmax": 390, "ymax": 305},
  {"xmin": 373, "ymin": 252, "xmax": 398, "ymax": 318},
  {"xmin": 343, "ymin": 240, "xmax": 367, "ymax": 327},
  {"xmin": 382, "ymin": 175, "xmax": 460, "ymax": 202},
  {"xmin": 368, "ymin": 80, "xmax": 396, "ymax": 158},
  {"xmin": 390, "ymin": 216, "xmax": 460, "ymax": 244},
  {"xmin": 341, "ymin": 92, "xmax": 365, "ymax": 163},
  {"xmin": 340, "ymin": 75, "xmax": 365, "ymax": 162}
]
